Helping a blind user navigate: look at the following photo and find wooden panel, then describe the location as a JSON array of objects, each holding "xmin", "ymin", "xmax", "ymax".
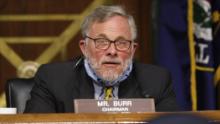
[{"xmin": 0, "ymin": 111, "xmax": 219, "ymax": 123}]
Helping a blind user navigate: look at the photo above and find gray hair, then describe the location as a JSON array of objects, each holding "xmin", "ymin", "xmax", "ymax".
[{"xmin": 81, "ymin": 5, "xmax": 137, "ymax": 41}]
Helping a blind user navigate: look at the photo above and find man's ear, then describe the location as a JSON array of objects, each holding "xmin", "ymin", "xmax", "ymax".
[
  {"xmin": 132, "ymin": 42, "xmax": 138, "ymax": 54},
  {"xmin": 79, "ymin": 39, "xmax": 87, "ymax": 56}
]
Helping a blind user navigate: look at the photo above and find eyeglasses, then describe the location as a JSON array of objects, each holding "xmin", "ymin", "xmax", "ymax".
[{"xmin": 85, "ymin": 35, "xmax": 133, "ymax": 51}]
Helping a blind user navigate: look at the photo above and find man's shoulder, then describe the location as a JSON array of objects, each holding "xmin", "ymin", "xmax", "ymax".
[
  {"xmin": 134, "ymin": 62, "xmax": 169, "ymax": 76},
  {"xmin": 39, "ymin": 61, "xmax": 74, "ymax": 71},
  {"xmin": 38, "ymin": 57, "xmax": 82, "ymax": 72},
  {"xmin": 133, "ymin": 62, "xmax": 171, "ymax": 86},
  {"xmin": 133, "ymin": 62, "xmax": 172, "ymax": 98},
  {"xmin": 36, "ymin": 57, "xmax": 83, "ymax": 77}
]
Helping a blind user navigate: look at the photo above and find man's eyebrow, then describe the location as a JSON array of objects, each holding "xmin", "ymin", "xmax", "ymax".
[
  {"xmin": 96, "ymin": 34, "xmax": 108, "ymax": 38},
  {"xmin": 115, "ymin": 36, "xmax": 128, "ymax": 40}
]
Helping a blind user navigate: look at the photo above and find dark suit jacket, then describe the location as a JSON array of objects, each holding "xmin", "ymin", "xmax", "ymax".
[{"xmin": 24, "ymin": 58, "xmax": 179, "ymax": 113}]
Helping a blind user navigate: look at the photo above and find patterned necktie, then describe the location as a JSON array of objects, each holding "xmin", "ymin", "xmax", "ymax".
[{"xmin": 104, "ymin": 87, "xmax": 113, "ymax": 100}]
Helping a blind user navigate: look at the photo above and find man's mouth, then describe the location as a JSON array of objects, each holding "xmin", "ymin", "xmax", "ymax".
[{"xmin": 102, "ymin": 61, "xmax": 121, "ymax": 67}]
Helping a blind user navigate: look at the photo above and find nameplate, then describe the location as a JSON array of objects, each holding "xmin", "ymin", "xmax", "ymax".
[
  {"xmin": 74, "ymin": 99, "xmax": 155, "ymax": 113},
  {"xmin": 0, "ymin": 108, "xmax": 17, "ymax": 114}
]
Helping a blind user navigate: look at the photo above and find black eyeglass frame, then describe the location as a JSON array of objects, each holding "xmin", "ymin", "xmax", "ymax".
[{"xmin": 85, "ymin": 35, "xmax": 133, "ymax": 51}]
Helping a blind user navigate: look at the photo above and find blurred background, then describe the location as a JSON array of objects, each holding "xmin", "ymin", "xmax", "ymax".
[{"xmin": 0, "ymin": 0, "xmax": 219, "ymax": 111}]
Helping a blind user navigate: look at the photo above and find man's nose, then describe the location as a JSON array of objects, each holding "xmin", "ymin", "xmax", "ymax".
[{"xmin": 106, "ymin": 43, "xmax": 117, "ymax": 55}]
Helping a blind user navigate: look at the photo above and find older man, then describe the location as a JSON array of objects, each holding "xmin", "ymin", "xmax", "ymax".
[{"xmin": 24, "ymin": 5, "xmax": 179, "ymax": 113}]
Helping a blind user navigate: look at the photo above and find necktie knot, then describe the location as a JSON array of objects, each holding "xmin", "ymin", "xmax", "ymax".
[{"xmin": 104, "ymin": 87, "xmax": 113, "ymax": 100}]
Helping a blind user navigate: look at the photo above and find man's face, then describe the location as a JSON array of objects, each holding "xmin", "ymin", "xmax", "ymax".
[{"xmin": 80, "ymin": 16, "xmax": 137, "ymax": 82}]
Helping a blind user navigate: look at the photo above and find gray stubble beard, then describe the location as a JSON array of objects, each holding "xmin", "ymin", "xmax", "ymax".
[{"xmin": 85, "ymin": 52, "xmax": 133, "ymax": 82}]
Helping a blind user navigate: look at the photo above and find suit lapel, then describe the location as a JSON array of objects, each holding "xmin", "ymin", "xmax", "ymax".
[
  {"xmin": 77, "ymin": 64, "xmax": 94, "ymax": 99},
  {"xmin": 118, "ymin": 72, "xmax": 143, "ymax": 98}
]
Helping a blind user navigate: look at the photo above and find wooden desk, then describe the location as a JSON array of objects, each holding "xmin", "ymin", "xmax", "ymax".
[{"xmin": 0, "ymin": 111, "xmax": 219, "ymax": 123}]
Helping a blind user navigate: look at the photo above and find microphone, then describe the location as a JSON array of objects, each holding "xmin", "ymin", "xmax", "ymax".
[
  {"xmin": 142, "ymin": 91, "xmax": 152, "ymax": 98},
  {"xmin": 144, "ymin": 94, "xmax": 152, "ymax": 98},
  {"xmin": 74, "ymin": 57, "xmax": 83, "ymax": 68}
]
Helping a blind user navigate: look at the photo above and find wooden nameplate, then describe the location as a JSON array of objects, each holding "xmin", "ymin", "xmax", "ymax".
[{"xmin": 74, "ymin": 98, "xmax": 155, "ymax": 113}]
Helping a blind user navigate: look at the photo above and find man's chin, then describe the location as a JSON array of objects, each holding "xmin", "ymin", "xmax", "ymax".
[
  {"xmin": 100, "ymin": 76, "xmax": 118, "ymax": 82},
  {"xmin": 100, "ymin": 68, "xmax": 122, "ymax": 75},
  {"xmin": 97, "ymin": 70, "xmax": 122, "ymax": 82}
]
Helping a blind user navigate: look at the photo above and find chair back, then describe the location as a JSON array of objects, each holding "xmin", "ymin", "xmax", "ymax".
[
  {"xmin": 217, "ymin": 81, "xmax": 220, "ymax": 109},
  {"xmin": 5, "ymin": 78, "xmax": 34, "ymax": 113}
]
